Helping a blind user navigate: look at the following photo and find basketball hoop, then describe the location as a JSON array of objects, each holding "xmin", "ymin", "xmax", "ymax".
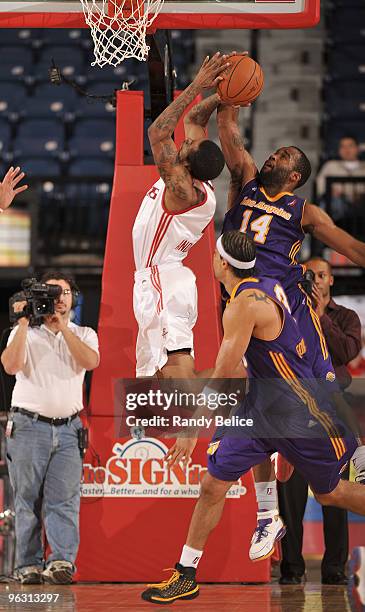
[{"xmin": 79, "ymin": 0, "xmax": 164, "ymax": 66}]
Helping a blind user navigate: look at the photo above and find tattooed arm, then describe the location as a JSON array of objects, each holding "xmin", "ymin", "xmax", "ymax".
[
  {"xmin": 217, "ymin": 104, "xmax": 258, "ymax": 211},
  {"xmin": 184, "ymin": 93, "xmax": 221, "ymax": 141},
  {"xmin": 302, "ymin": 203, "xmax": 365, "ymax": 267},
  {"xmin": 148, "ymin": 53, "xmax": 228, "ymax": 210}
]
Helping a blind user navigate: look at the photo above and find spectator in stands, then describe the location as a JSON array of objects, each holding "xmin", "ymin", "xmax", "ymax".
[
  {"xmin": 278, "ymin": 256, "xmax": 362, "ymax": 585},
  {"xmin": 316, "ymin": 136, "xmax": 365, "ymax": 224},
  {"xmin": 0, "ymin": 167, "xmax": 28, "ymax": 212},
  {"xmin": 1, "ymin": 272, "xmax": 99, "ymax": 585}
]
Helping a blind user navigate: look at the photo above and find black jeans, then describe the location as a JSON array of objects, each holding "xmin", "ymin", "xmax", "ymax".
[{"xmin": 278, "ymin": 468, "xmax": 349, "ymax": 578}]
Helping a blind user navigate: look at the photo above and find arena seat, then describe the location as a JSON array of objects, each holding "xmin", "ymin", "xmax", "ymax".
[
  {"xmin": 75, "ymin": 97, "xmax": 116, "ymax": 120},
  {"xmin": 35, "ymin": 46, "xmax": 85, "ymax": 80},
  {"xmin": 68, "ymin": 158, "xmax": 114, "ymax": 178},
  {"xmin": 68, "ymin": 136, "xmax": 114, "ymax": 158},
  {"xmin": 0, "ymin": 28, "xmax": 42, "ymax": 46},
  {"xmin": 17, "ymin": 118, "xmax": 64, "ymax": 140},
  {"xmin": 72, "ymin": 118, "xmax": 115, "ymax": 140},
  {"xmin": 86, "ymin": 64, "xmax": 128, "ymax": 84},
  {"xmin": 0, "ymin": 82, "xmax": 27, "ymax": 118},
  {"xmin": 328, "ymin": 9, "xmax": 365, "ymax": 44},
  {"xmin": 328, "ymin": 44, "xmax": 365, "ymax": 80},
  {"xmin": 0, "ymin": 47, "xmax": 32, "ymax": 81},
  {"xmin": 325, "ymin": 81, "xmax": 365, "ymax": 119},
  {"xmin": 0, "ymin": 120, "xmax": 11, "ymax": 154},
  {"xmin": 20, "ymin": 157, "xmax": 62, "ymax": 177}
]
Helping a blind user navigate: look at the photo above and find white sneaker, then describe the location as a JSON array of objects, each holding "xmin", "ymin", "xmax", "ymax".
[
  {"xmin": 249, "ymin": 510, "xmax": 286, "ymax": 562},
  {"xmin": 42, "ymin": 560, "xmax": 73, "ymax": 584},
  {"xmin": 355, "ymin": 471, "xmax": 365, "ymax": 486},
  {"xmin": 14, "ymin": 566, "xmax": 42, "ymax": 584}
]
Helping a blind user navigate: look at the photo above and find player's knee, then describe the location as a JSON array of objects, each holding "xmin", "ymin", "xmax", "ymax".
[
  {"xmin": 200, "ymin": 473, "xmax": 229, "ymax": 504},
  {"xmin": 314, "ymin": 481, "xmax": 344, "ymax": 507}
]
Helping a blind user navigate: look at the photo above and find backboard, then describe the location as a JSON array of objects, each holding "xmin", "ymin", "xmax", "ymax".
[{"xmin": 0, "ymin": 1, "xmax": 320, "ymax": 30}]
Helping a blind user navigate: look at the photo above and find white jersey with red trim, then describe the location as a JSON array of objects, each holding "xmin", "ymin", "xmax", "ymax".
[{"xmin": 132, "ymin": 177, "xmax": 216, "ymax": 270}]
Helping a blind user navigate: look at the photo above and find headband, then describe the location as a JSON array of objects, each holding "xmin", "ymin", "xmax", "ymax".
[{"xmin": 216, "ymin": 235, "xmax": 256, "ymax": 270}]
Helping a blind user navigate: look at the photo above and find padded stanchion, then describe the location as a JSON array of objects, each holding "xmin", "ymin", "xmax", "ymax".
[{"xmin": 77, "ymin": 90, "xmax": 269, "ymax": 582}]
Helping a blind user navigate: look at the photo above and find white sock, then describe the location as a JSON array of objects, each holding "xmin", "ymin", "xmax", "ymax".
[
  {"xmin": 179, "ymin": 545, "xmax": 203, "ymax": 569},
  {"xmin": 352, "ymin": 445, "xmax": 365, "ymax": 475},
  {"xmin": 254, "ymin": 480, "xmax": 278, "ymax": 512}
]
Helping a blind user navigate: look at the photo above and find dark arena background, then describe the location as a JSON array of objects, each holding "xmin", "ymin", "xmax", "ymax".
[{"xmin": 0, "ymin": 0, "xmax": 364, "ymax": 610}]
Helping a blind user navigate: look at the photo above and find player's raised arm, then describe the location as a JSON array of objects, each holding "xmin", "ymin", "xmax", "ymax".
[
  {"xmin": 148, "ymin": 53, "xmax": 228, "ymax": 206},
  {"xmin": 302, "ymin": 203, "xmax": 365, "ymax": 267},
  {"xmin": 0, "ymin": 167, "xmax": 28, "ymax": 212},
  {"xmin": 183, "ymin": 93, "xmax": 221, "ymax": 141},
  {"xmin": 217, "ymin": 104, "xmax": 258, "ymax": 210}
]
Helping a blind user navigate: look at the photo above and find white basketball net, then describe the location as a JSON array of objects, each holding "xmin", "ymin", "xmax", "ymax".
[{"xmin": 80, "ymin": 0, "xmax": 165, "ymax": 66}]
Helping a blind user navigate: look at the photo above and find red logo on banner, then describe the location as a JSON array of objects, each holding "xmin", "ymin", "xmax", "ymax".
[{"xmin": 81, "ymin": 438, "xmax": 247, "ymax": 498}]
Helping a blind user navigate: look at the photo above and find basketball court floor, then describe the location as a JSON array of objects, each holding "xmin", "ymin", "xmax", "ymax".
[{"xmin": 0, "ymin": 578, "xmax": 360, "ymax": 612}]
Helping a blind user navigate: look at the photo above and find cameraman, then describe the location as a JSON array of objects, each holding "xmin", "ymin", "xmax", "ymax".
[{"xmin": 1, "ymin": 272, "xmax": 99, "ymax": 585}]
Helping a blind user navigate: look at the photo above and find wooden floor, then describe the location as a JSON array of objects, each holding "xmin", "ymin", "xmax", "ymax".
[{"xmin": 0, "ymin": 581, "xmax": 358, "ymax": 612}]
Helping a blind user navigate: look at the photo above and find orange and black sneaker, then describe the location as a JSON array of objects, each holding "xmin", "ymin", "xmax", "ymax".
[{"xmin": 141, "ymin": 563, "xmax": 199, "ymax": 605}]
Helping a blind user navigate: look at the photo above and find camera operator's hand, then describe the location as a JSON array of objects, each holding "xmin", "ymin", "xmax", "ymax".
[
  {"xmin": 44, "ymin": 312, "xmax": 67, "ymax": 333},
  {"xmin": 13, "ymin": 300, "xmax": 29, "ymax": 326}
]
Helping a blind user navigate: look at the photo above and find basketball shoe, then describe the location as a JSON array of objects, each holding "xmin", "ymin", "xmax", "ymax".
[
  {"xmin": 42, "ymin": 560, "xmax": 73, "ymax": 584},
  {"xmin": 249, "ymin": 510, "xmax": 286, "ymax": 562},
  {"xmin": 355, "ymin": 471, "xmax": 365, "ymax": 486},
  {"xmin": 141, "ymin": 563, "xmax": 199, "ymax": 605}
]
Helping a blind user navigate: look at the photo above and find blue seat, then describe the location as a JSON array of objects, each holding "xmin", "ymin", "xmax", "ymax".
[
  {"xmin": 33, "ymin": 83, "xmax": 79, "ymax": 105},
  {"xmin": 35, "ymin": 46, "xmax": 85, "ymax": 79},
  {"xmin": 0, "ymin": 48, "xmax": 33, "ymax": 81},
  {"xmin": 14, "ymin": 119, "xmax": 64, "ymax": 156},
  {"xmin": 24, "ymin": 84, "xmax": 79, "ymax": 118},
  {"xmin": 63, "ymin": 181, "xmax": 111, "ymax": 240},
  {"xmin": 20, "ymin": 157, "xmax": 62, "ymax": 177},
  {"xmin": 0, "ymin": 29, "xmax": 42, "ymax": 46},
  {"xmin": 328, "ymin": 44, "xmax": 365, "ymax": 79},
  {"xmin": 76, "ymin": 97, "xmax": 116, "ymax": 120},
  {"xmin": 68, "ymin": 158, "xmax": 114, "ymax": 178},
  {"xmin": 73, "ymin": 118, "xmax": 115, "ymax": 139},
  {"xmin": 17, "ymin": 118, "xmax": 64, "ymax": 140},
  {"xmin": 328, "ymin": 9, "xmax": 365, "ymax": 44},
  {"xmin": 325, "ymin": 81, "xmax": 365, "ymax": 119},
  {"xmin": 329, "ymin": 0, "xmax": 365, "ymax": 7},
  {"xmin": 41, "ymin": 29, "xmax": 91, "ymax": 46},
  {"xmin": 13, "ymin": 137, "xmax": 64, "ymax": 157},
  {"xmin": 86, "ymin": 64, "xmax": 128, "ymax": 83},
  {"xmin": 0, "ymin": 120, "xmax": 11, "ymax": 155},
  {"xmin": 0, "ymin": 83, "xmax": 27, "ymax": 117},
  {"xmin": 68, "ymin": 135, "xmax": 114, "ymax": 158}
]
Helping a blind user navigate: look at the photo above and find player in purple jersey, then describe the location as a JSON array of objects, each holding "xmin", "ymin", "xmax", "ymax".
[
  {"xmin": 217, "ymin": 103, "xmax": 365, "ymax": 560},
  {"xmin": 141, "ymin": 231, "xmax": 364, "ymax": 606}
]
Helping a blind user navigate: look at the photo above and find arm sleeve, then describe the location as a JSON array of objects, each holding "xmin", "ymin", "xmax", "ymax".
[
  {"xmin": 81, "ymin": 327, "xmax": 100, "ymax": 357},
  {"xmin": 320, "ymin": 309, "xmax": 362, "ymax": 365}
]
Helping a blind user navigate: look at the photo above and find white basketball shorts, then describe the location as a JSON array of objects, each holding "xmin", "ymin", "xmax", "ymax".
[{"xmin": 133, "ymin": 262, "xmax": 197, "ymax": 377}]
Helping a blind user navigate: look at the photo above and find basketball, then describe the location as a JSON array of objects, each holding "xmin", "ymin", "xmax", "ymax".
[{"xmin": 218, "ymin": 54, "xmax": 264, "ymax": 106}]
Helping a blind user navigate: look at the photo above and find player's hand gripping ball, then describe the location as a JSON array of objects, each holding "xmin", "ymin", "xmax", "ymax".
[{"xmin": 218, "ymin": 53, "xmax": 264, "ymax": 106}]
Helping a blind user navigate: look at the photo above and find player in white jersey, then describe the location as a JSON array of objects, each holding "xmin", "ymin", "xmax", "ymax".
[{"xmin": 133, "ymin": 54, "xmax": 228, "ymax": 377}]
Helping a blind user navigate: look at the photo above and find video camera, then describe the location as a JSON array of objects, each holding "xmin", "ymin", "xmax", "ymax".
[{"xmin": 9, "ymin": 278, "xmax": 62, "ymax": 326}]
